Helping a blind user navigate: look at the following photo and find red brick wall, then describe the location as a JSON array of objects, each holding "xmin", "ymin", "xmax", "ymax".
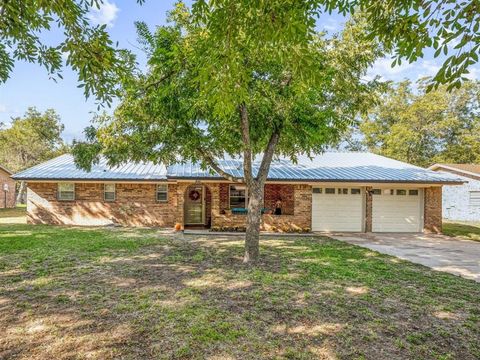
[
  {"xmin": 264, "ymin": 184, "xmax": 294, "ymax": 215},
  {"xmin": 219, "ymin": 183, "xmax": 295, "ymax": 214},
  {"xmin": 213, "ymin": 184, "xmax": 311, "ymax": 231},
  {"xmin": 219, "ymin": 183, "xmax": 229, "ymax": 212},
  {"xmin": 0, "ymin": 169, "xmax": 15, "ymax": 208},
  {"xmin": 424, "ymin": 187, "xmax": 442, "ymax": 234},
  {"xmin": 365, "ymin": 186, "xmax": 372, "ymax": 232},
  {"xmin": 27, "ymin": 182, "xmax": 178, "ymax": 227}
]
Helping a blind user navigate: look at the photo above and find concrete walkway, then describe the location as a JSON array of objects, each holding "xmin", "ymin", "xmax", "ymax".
[{"xmin": 330, "ymin": 232, "xmax": 480, "ymax": 282}]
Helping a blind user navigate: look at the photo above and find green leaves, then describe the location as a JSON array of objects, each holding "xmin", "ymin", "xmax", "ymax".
[
  {"xmin": 0, "ymin": 107, "xmax": 68, "ymax": 173},
  {"xmin": 358, "ymin": 79, "xmax": 480, "ymax": 166},
  {"xmin": 0, "ymin": 0, "xmax": 142, "ymax": 106},
  {"xmin": 191, "ymin": 0, "xmax": 480, "ymax": 90},
  {"xmin": 73, "ymin": 2, "xmax": 380, "ymax": 173}
]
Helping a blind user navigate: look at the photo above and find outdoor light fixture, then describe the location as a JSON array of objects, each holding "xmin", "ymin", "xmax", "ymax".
[{"xmin": 2, "ymin": 183, "xmax": 8, "ymax": 209}]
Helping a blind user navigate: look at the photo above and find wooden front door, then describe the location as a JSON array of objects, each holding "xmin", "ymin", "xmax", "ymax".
[{"xmin": 184, "ymin": 185, "xmax": 204, "ymax": 225}]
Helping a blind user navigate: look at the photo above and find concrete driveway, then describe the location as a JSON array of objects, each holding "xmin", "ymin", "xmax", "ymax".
[{"xmin": 330, "ymin": 232, "xmax": 480, "ymax": 282}]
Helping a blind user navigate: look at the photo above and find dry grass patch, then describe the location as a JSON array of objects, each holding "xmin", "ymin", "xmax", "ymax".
[
  {"xmin": 0, "ymin": 224, "xmax": 479, "ymax": 359},
  {"xmin": 0, "ymin": 206, "xmax": 26, "ymax": 225}
]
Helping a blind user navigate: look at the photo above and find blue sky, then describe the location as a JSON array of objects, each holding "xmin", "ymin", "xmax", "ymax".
[{"xmin": 0, "ymin": 0, "xmax": 478, "ymax": 142}]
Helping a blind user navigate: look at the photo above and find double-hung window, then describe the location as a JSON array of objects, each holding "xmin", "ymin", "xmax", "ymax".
[
  {"xmin": 58, "ymin": 183, "xmax": 75, "ymax": 201},
  {"xmin": 229, "ymin": 185, "xmax": 247, "ymax": 208},
  {"xmin": 104, "ymin": 183, "xmax": 116, "ymax": 201},
  {"xmin": 156, "ymin": 184, "xmax": 168, "ymax": 202}
]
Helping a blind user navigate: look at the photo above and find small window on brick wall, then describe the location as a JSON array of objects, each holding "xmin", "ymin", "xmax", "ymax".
[
  {"xmin": 104, "ymin": 183, "xmax": 116, "ymax": 201},
  {"xmin": 229, "ymin": 184, "xmax": 247, "ymax": 208},
  {"xmin": 156, "ymin": 184, "xmax": 168, "ymax": 202},
  {"xmin": 58, "ymin": 183, "xmax": 75, "ymax": 201}
]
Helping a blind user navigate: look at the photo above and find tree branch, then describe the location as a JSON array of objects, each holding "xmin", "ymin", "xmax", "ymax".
[
  {"xmin": 239, "ymin": 103, "xmax": 253, "ymax": 186},
  {"xmin": 198, "ymin": 149, "xmax": 244, "ymax": 183},
  {"xmin": 256, "ymin": 130, "xmax": 280, "ymax": 184},
  {"xmin": 143, "ymin": 69, "xmax": 176, "ymax": 91}
]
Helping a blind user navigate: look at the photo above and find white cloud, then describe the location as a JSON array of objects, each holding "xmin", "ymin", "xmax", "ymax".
[
  {"xmin": 323, "ymin": 18, "xmax": 340, "ymax": 32},
  {"xmin": 88, "ymin": 0, "xmax": 119, "ymax": 28},
  {"xmin": 0, "ymin": 104, "xmax": 6, "ymax": 113},
  {"xmin": 61, "ymin": 51, "xmax": 70, "ymax": 63},
  {"xmin": 372, "ymin": 58, "xmax": 413, "ymax": 76},
  {"xmin": 420, "ymin": 60, "xmax": 440, "ymax": 76},
  {"xmin": 465, "ymin": 66, "xmax": 480, "ymax": 80},
  {"xmin": 367, "ymin": 57, "xmax": 414, "ymax": 81}
]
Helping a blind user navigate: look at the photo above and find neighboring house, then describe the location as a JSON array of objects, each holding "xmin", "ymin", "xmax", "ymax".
[
  {"xmin": 429, "ymin": 164, "xmax": 480, "ymax": 222},
  {"xmin": 0, "ymin": 164, "xmax": 16, "ymax": 208},
  {"xmin": 13, "ymin": 153, "xmax": 462, "ymax": 233}
]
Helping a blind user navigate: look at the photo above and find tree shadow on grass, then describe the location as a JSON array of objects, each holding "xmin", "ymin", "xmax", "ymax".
[{"xmin": 0, "ymin": 226, "xmax": 479, "ymax": 359}]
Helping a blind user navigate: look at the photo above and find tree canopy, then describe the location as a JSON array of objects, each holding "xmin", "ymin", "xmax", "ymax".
[
  {"xmin": 73, "ymin": 2, "xmax": 381, "ymax": 261},
  {"xmin": 0, "ymin": 0, "xmax": 140, "ymax": 105},
  {"xmin": 356, "ymin": 79, "xmax": 480, "ymax": 167},
  {"xmin": 0, "ymin": 107, "xmax": 68, "ymax": 173},
  {"xmin": 192, "ymin": 0, "xmax": 480, "ymax": 90}
]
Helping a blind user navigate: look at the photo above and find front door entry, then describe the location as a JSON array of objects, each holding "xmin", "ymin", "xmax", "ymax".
[{"xmin": 185, "ymin": 185, "xmax": 204, "ymax": 224}]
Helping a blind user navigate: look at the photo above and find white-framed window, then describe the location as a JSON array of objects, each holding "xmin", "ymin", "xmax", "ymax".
[
  {"xmin": 469, "ymin": 191, "xmax": 480, "ymax": 208},
  {"xmin": 312, "ymin": 188, "xmax": 322, "ymax": 194},
  {"xmin": 156, "ymin": 184, "xmax": 168, "ymax": 202},
  {"xmin": 372, "ymin": 189, "xmax": 381, "ymax": 195},
  {"xmin": 351, "ymin": 188, "xmax": 361, "ymax": 195},
  {"xmin": 58, "ymin": 183, "xmax": 75, "ymax": 201},
  {"xmin": 396, "ymin": 189, "xmax": 407, "ymax": 196},
  {"xmin": 325, "ymin": 188, "xmax": 335, "ymax": 194},
  {"xmin": 229, "ymin": 184, "xmax": 247, "ymax": 208},
  {"xmin": 409, "ymin": 189, "xmax": 419, "ymax": 196},
  {"xmin": 104, "ymin": 183, "xmax": 116, "ymax": 201}
]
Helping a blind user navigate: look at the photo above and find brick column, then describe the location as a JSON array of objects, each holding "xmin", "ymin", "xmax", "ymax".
[
  {"xmin": 175, "ymin": 183, "xmax": 188, "ymax": 229},
  {"xmin": 424, "ymin": 187, "xmax": 442, "ymax": 234},
  {"xmin": 365, "ymin": 186, "xmax": 372, "ymax": 232}
]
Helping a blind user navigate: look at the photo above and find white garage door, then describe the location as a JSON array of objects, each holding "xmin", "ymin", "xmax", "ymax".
[
  {"xmin": 312, "ymin": 187, "xmax": 364, "ymax": 232},
  {"xmin": 372, "ymin": 189, "xmax": 423, "ymax": 232}
]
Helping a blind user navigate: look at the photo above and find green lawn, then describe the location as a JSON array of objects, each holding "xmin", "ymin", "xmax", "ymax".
[
  {"xmin": 443, "ymin": 221, "xmax": 480, "ymax": 242},
  {"xmin": 0, "ymin": 225, "xmax": 479, "ymax": 359}
]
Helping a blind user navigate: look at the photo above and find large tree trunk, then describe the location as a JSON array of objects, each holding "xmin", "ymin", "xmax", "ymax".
[
  {"xmin": 244, "ymin": 181, "xmax": 263, "ymax": 263},
  {"xmin": 201, "ymin": 104, "xmax": 280, "ymax": 264}
]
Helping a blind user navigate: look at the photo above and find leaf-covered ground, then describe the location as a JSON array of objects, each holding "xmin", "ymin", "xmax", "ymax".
[{"xmin": 0, "ymin": 225, "xmax": 479, "ymax": 359}]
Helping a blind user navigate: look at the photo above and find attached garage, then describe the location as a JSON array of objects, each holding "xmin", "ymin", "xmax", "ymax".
[
  {"xmin": 312, "ymin": 187, "xmax": 364, "ymax": 232},
  {"xmin": 372, "ymin": 188, "xmax": 424, "ymax": 232}
]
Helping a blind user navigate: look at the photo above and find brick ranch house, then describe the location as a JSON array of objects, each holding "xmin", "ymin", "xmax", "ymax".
[
  {"xmin": 12, "ymin": 152, "xmax": 462, "ymax": 233},
  {"xmin": 0, "ymin": 164, "xmax": 16, "ymax": 208}
]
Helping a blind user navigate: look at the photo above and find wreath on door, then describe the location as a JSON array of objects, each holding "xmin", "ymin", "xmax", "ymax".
[{"xmin": 189, "ymin": 189, "xmax": 201, "ymax": 201}]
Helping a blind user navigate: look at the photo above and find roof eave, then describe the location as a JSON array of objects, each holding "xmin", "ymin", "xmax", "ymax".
[
  {"xmin": 167, "ymin": 176, "xmax": 463, "ymax": 185},
  {"xmin": 429, "ymin": 164, "xmax": 480, "ymax": 179},
  {"xmin": 12, "ymin": 177, "xmax": 169, "ymax": 182},
  {"xmin": 0, "ymin": 165, "xmax": 13, "ymax": 175}
]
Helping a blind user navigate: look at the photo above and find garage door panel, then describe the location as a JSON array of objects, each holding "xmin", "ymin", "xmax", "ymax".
[
  {"xmin": 372, "ymin": 189, "xmax": 423, "ymax": 232},
  {"xmin": 312, "ymin": 191, "xmax": 363, "ymax": 232}
]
